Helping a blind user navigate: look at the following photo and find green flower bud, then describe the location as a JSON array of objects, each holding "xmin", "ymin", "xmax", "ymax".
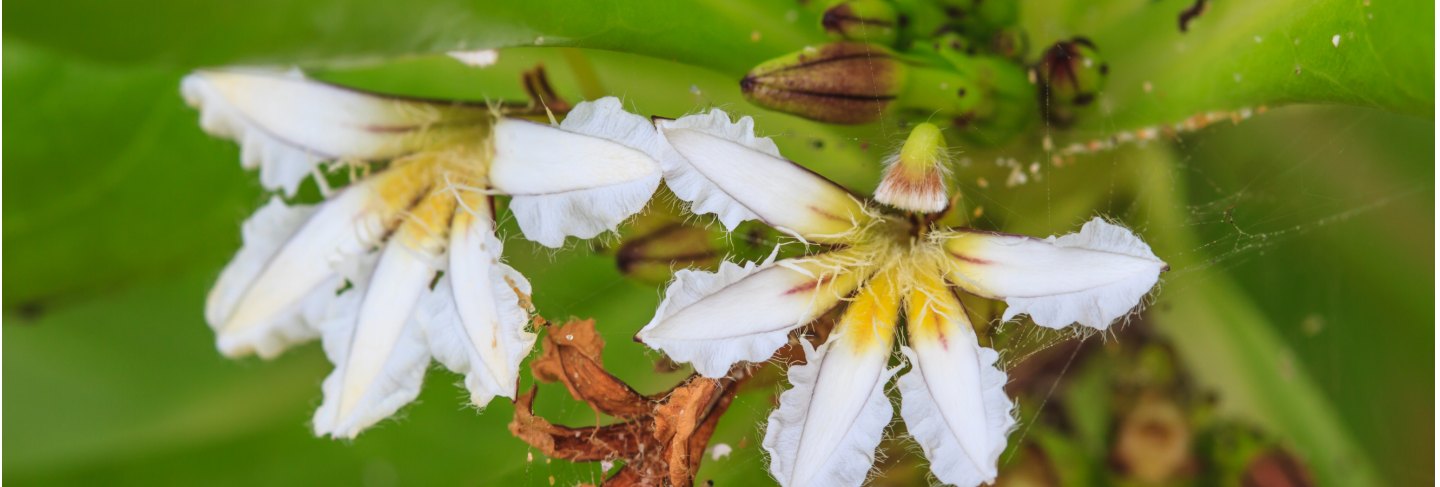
[
  {"xmin": 989, "ymin": 26, "xmax": 1029, "ymax": 60},
  {"xmin": 939, "ymin": 0, "xmax": 1020, "ymax": 44},
  {"xmin": 822, "ymin": 0, "xmax": 901, "ymax": 46},
  {"xmin": 1036, "ymin": 37, "xmax": 1109, "ymax": 124}
]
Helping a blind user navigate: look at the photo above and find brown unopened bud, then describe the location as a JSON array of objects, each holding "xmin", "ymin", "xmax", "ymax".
[
  {"xmin": 741, "ymin": 42, "xmax": 906, "ymax": 124},
  {"xmin": 1243, "ymin": 449, "xmax": 1315, "ymax": 487},
  {"xmin": 995, "ymin": 444, "xmax": 1061, "ymax": 487},
  {"xmin": 875, "ymin": 122, "xmax": 950, "ymax": 213},
  {"xmin": 822, "ymin": 0, "xmax": 901, "ymax": 46},
  {"xmin": 615, "ymin": 215, "xmax": 721, "ymax": 285},
  {"xmin": 1037, "ymin": 37, "xmax": 1108, "ymax": 124},
  {"xmin": 1112, "ymin": 391, "xmax": 1194, "ymax": 484}
]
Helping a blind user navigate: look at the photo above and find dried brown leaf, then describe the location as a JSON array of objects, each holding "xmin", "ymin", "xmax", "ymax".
[
  {"xmin": 516, "ymin": 317, "xmax": 746, "ymax": 487},
  {"xmin": 509, "ymin": 387, "xmax": 649, "ymax": 463},
  {"xmin": 532, "ymin": 319, "xmax": 653, "ymax": 419}
]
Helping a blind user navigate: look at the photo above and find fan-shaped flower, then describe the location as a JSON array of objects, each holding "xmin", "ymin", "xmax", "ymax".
[
  {"xmin": 636, "ymin": 115, "xmax": 1167, "ymax": 486},
  {"xmin": 184, "ymin": 69, "xmax": 665, "ymax": 438}
]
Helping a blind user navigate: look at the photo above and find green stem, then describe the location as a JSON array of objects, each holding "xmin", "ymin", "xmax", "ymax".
[
  {"xmin": 559, "ymin": 48, "xmax": 606, "ymax": 101},
  {"xmin": 1131, "ymin": 145, "xmax": 1384, "ymax": 486}
]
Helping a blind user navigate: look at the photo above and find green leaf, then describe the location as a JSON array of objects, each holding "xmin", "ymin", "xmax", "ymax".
[
  {"xmin": 1126, "ymin": 140, "xmax": 1387, "ymax": 486},
  {"xmin": 1023, "ymin": 0, "xmax": 1434, "ymax": 136},
  {"xmin": 3, "ymin": 41, "xmax": 259, "ymax": 308},
  {"xmin": 6, "ymin": 0, "xmax": 825, "ymax": 75}
]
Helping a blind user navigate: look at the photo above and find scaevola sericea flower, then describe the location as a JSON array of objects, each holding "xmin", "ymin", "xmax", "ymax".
[
  {"xmin": 184, "ymin": 69, "xmax": 666, "ymax": 438},
  {"xmin": 636, "ymin": 117, "xmax": 1167, "ymax": 486}
]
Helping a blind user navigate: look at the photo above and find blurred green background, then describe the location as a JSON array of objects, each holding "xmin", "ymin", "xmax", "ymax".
[{"xmin": 4, "ymin": 0, "xmax": 1433, "ymax": 485}]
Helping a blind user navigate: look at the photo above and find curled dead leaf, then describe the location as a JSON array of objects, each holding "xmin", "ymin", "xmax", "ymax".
[
  {"xmin": 532, "ymin": 318, "xmax": 652, "ymax": 418},
  {"xmin": 513, "ymin": 318, "xmax": 744, "ymax": 486}
]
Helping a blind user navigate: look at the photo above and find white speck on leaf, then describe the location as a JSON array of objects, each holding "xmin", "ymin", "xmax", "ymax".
[
  {"xmin": 710, "ymin": 443, "xmax": 733, "ymax": 460},
  {"xmin": 1332, "ymin": 34, "xmax": 1341, "ymax": 47},
  {"xmin": 447, "ymin": 49, "xmax": 499, "ymax": 68}
]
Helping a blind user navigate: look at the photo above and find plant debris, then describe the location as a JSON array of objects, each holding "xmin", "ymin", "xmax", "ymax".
[{"xmin": 511, "ymin": 318, "xmax": 741, "ymax": 486}]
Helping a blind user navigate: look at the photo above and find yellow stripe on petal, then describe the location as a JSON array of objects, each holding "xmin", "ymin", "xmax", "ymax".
[
  {"xmin": 898, "ymin": 268, "xmax": 1015, "ymax": 485},
  {"xmin": 904, "ymin": 266, "xmax": 965, "ymax": 343},
  {"xmin": 210, "ymin": 155, "xmax": 451, "ymax": 359},
  {"xmin": 395, "ymin": 188, "xmax": 460, "ymax": 256},
  {"xmin": 835, "ymin": 269, "xmax": 902, "ymax": 355},
  {"xmin": 763, "ymin": 270, "xmax": 901, "ymax": 487}
]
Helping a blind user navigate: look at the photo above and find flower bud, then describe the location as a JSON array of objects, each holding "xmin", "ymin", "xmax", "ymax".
[
  {"xmin": 940, "ymin": 0, "xmax": 1020, "ymax": 44},
  {"xmin": 1112, "ymin": 391, "xmax": 1193, "ymax": 484},
  {"xmin": 1036, "ymin": 37, "xmax": 1108, "ymax": 124},
  {"xmin": 875, "ymin": 122, "xmax": 950, "ymax": 213},
  {"xmin": 615, "ymin": 211, "xmax": 722, "ymax": 285},
  {"xmin": 822, "ymin": 0, "xmax": 901, "ymax": 46},
  {"xmin": 741, "ymin": 42, "xmax": 906, "ymax": 124},
  {"xmin": 1243, "ymin": 449, "xmax": 1315, "ymax": 487}
]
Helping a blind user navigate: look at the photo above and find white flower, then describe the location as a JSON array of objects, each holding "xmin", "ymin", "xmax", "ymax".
[
  {"xmin": 185, "ymin": 69, "xmax": 664, "ymax": 438},
  {"xmin": 637, "ymin": 115, "xmax": 1167, "ymax": 486}
]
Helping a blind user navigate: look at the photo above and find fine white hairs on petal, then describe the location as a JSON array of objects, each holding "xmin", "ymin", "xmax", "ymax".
[
  {"xmin": 313, "ymin": 244, "xmax": 435, "ymax": 439},
  {"xmin": 491, "ymin": 97, "xmax": 663, "ymax": 247},
  {"xmin": 944, "ymin": 218, "xmax": 1167, "ymax": 330},
  {"xmin": 898, "ymin": 342, "xmax": 1016, "ymax": 486},
  {"xmin": 421, "ymin": 203, "xmax": 536, "ymax": 407},
  {"xmin": 763, "ymin": 339, "xmax": 899, "ymax": 487},
  {"xmin": 181, "ymin": 69, "xmax": 490, "ymax": 195},
  {"xmin": 653, "ymin": 109, "xmax": 778, "ymax": 229}
]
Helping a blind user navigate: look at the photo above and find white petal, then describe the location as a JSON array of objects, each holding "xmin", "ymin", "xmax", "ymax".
[
  {"xmin": 207, "ymin": 176, "xmax": 406, "ymax": 359},
  {"xmin": 313, "ymin": 242, "xmax": 436, "ymax": 439},
  {"xmin": 421, "ymin": 195, "xmax": 537, "ymax": 406},
  {"xmin": 652, "ymin": 110, "xmax": 776, "ymax": 228},
  {"xmin": 942, "ymin": 218, "xmax": 1168, "ymax": 329},
  {"xmin": 898, "ymin": 272, "xmax": 1015, "ymax": 486},
  {"xmin": 656, "ymin": 112, "xmax": 870, "ymax": 242},
  {"xmin": 490, "ymin": 97, "xmax": 663, "ymax": 247},
  {"xmin": 204, "ymin": 196, "xmax": 324, "ymax": 357},
  {"xmin": 182, "ymin": 69, "xmax": 491, "ymax": 194},
  {"xmin": 636, "ymin": 251, "xmax": 870, "ymax": 378},
  {"xmin": 763, "ymin": 274, "xmax": 902, "ymax": 487}
]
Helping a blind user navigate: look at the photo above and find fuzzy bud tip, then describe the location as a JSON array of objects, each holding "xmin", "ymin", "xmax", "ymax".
[{"xmin": 875, "ymin": 123, "xmax": 951, "ymax": 213}]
